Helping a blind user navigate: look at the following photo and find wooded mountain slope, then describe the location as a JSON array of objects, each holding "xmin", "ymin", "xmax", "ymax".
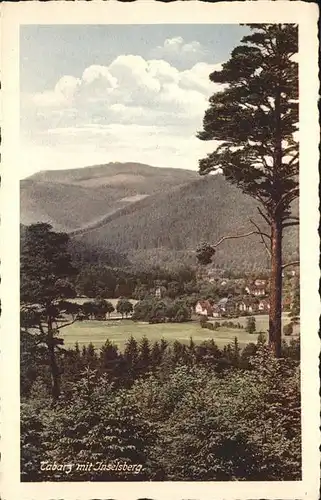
[
  {"xmin": 21, "ymin": 162, "xmax": 299, "ymax": 271},
  {"xmin": 21, "ymin": 162, "xmax": 196, "ymax": 231}
]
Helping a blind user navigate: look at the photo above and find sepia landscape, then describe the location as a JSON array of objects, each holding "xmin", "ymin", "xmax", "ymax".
[{"xmin": 20, "ymin": 23, "xmax": 300, "ymax": 482}]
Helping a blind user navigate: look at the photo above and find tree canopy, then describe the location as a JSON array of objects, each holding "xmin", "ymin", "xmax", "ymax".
[
  {"xmin": 21, "ymin": 223, "xmax": 77, "ymax": 305},
  {"xmin": 198, "ymin": 24, "xmax": 298, "ymax": 223},
  {"xmin": 197, "ymin": 24, "xmax": 299, "ymax": 357},
  {"xmin": 21, "ymin": 223, "xmax": 79, "ymax": 400}
]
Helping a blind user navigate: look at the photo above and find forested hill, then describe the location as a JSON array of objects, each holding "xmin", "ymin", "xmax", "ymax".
[
  {"xmin": 20, "ymin": 162, "xmax": 299, "ymax": 272},
  {"xmin": 20, "ymin": 162, "xmax": 196, "ymax": 231}
]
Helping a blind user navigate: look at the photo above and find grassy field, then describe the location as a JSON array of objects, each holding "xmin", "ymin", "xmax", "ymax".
[
  {"xmin": 207, "ymin": 313, "xmax": 293, "ymax": 332},
  {"xmin": 61, "ymin": 313, "xmax": 295, "ymax": 352}
]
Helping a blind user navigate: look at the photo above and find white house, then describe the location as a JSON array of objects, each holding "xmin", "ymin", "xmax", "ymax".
[
  {"xmin": 254, "ymin": 279, "xmax": 267, "ymax": 287},
  {"xmin": 239, "ymin": 302, "xmax": 254, "ymax": 313},
  {"xmin": 195, "ymin": 300, "xmax": 214, "ymax": 317},
  {"xmin": 258, "ymin": 299, "xmax": 270, "ymax": 312},
  {"xmin": 238, "ymin": 296, "xmax": 259, "ymax": 313},
  {"xmin": 245, "ymin": 284, "xmax": 266, "ymax": 297}
]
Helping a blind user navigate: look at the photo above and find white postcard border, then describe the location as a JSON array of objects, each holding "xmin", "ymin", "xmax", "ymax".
[{"xmin": 1, "ymin": 2, "xmax": 320, "ymax": 500}]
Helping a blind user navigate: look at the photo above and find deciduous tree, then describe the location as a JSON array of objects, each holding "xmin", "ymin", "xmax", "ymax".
[
  {"xmin": 246, "ymin": 316, "xmax": 256, "ymax": 334},
  {"xmin": 116, "ymin": 298, "xmax": 134, "ymax": 318},
  {"xmin": 21, "ymin": 223, "xmax": 78, "ymax": 401}
]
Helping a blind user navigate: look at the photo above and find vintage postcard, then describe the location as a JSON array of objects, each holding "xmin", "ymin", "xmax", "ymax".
[{"xmin": 1, "ymin": 1, "xmax": 320, "ymax": 500}]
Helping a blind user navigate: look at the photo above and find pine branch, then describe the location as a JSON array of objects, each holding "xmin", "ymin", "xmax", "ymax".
[
  {"xmin": 275, "ymin": 187, "xmax": 299, "ymax": 211},
  {"xmin": 283, "ymin": 221, "xmax": 299, "ymax": 229},
  {"xmin": 38, "ymin": 321, "xmax": 46, "ymax": 335},
  {"xmin": 280, "ymin": 171, "xmax": 299, "ymax": 181},
  {"xmin": 286, "ymin": 152, "xmax": 299, "ymax": 166},
  {"xmin": 282, "ymin": 187, "xmax": 300, "ymax": 201},
  {"xmin": 210, "ymin": 230, "xmax": 270, "ymax": 249},
  {"xmin": 57, "ymin": 318, "xmax": 79, "ymax": 330},
  {"xmin": 282, "ymin": 261, "xmax": 300, "ymax": 270},
  {"xmin": 26, "ymin": 324, "xmax": 43, "ymax": 332},
  {"xmin": 283, "ymin": 216, "xmax": 299, "ymax": 222},
  {"xmin": 257, "ymin": 206, "xmax": 271, "ymax": 225},
  {"xmin": 249, "ymin": 218, "xmax": 271, "ymax": 258},
  {"xmin": 259, "ymin": 154, "xmax": 272, "ymax": 174}
]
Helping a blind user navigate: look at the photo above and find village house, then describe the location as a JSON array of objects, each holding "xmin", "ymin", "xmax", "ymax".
[
  {"xmin": 258, "ymin": 299, "xmax": 270, "ymax": 312},
  {"xmin": 195, "ymin": 300, "xmax": 214, "ymax": 317},
  {"xmin": 195, "ymin": 300, "xmax": 222, "ymax": 318},
  {"xmin": 217, "ymin": 297, "xmax": 236, "ymax": 316},
  {"xmin": 245, "ymin": 284, "xmax": 266, "ymax": 297},
  {"xmin": 254, "ymin": 279, "xmax": 267, "ymax": 287},
  {"xmin": 239, "ymin": 302, "xmax": 254, "ymax": 314},
  {"xmin": 238, "ymin": 297, "xmax": 259, "ymax": 314}
]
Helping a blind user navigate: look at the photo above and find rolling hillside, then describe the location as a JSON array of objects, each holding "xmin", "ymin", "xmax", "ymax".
[
  {"xmin": 20, "ymin": 162, "xmax": 299, "ymax": 271},
  {"xmin": 21, "ymin": 162, "xmax": 196, "ymax": 231}
]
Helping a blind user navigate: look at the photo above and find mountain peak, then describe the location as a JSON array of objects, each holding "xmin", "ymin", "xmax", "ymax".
[{"xmin": 20, "ymin": 162, "xmax": 298, "ymax": 271}]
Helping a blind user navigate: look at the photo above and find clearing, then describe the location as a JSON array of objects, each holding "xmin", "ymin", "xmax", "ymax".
[{"xmin": 61, "ymin": 314, "xmax": 295, "ymax": 352}]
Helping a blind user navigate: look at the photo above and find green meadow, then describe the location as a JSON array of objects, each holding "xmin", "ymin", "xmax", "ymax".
[{"xmin": 61, "ymin": 314, "xmax": 295, "ymax": 351}]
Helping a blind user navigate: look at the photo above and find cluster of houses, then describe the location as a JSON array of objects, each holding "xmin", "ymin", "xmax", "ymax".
[
  {"xmin": 153, "ymin": 274, "xmax": 295, "ymax": 320},
  {"xmin": 195, "ymin": 297, "xmax": 270, "ymax": 318},
  {"xmin": 194, "ymin": 279, "xmax": 292, "ymax": 318}
]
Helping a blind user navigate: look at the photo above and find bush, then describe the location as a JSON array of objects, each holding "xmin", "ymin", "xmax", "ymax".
[
  {"xmin": 21, "ymin": 343, "xmax": 301, "ymax": 482},
  {"xmin": 204, "ymin": 321, "xmax": 218, "ymax": 331},
  {"xmin": 245, "ymin": 316, "xmax": 256, "ymax": 334},
  {"xmin": 145, "ymin": 347, "xmax": 301, "ymax": 480},
  {"xmin": 26, "ymin": 372, "xmax": 158, "ymax": 481},
  {"xmin": 199, "ymin": 315, "xmax": 208, "ymax": 327},
  {"xmin": 283, "ymin": 323, "xmax": 294, "ymax": 336},
  {"xmin": 219, "ymin": 320, "xmax": 242, "ymax": 329}
]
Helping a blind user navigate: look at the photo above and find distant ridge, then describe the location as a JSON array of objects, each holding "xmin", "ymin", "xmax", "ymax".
[
  {"xmin": 21, "ymin": 162, "xmax": 197, "ymax": 231},
  {"xmin": 20, "ymin": 162, "xmax": 299, "ymax": 271}
]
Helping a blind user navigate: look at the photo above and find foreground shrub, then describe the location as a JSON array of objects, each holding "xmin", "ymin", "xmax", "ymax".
[
  {"xmin": 130, "ymin": 346, "xmax": 301, "ymax": 481},
  {"xmin": 21, "ymin": 346, "xmax": 301, "ymax": 481}
]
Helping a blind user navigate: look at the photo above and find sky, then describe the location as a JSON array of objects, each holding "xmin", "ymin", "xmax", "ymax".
[{"xmin": 20, "ymin": 24, "xmax": 249, "ymax": 178}]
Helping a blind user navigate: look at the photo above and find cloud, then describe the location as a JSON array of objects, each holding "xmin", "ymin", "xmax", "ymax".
[
  {"xmin": 180, "ymin": 62, "xmax": 223, "ymax": 93},
  {"xmin": 28, "ymin": 55, "xmax": 221, "ymax": 125},
  {"xmin": 32, "ymin": 75, "xmax": 81, "ymax": 108},
  {"xmin": 21, "ymin": 48, "xmax": 224, "ymax": 177},
  {"xmin": 151, "ymin": 37, "xmax": 208, "ymax": 65}
]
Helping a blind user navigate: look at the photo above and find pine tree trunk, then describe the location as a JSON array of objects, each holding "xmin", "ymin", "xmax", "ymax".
[
  {"xmin": 269, "ymin": 219, "xmax": 283, "ymax": 357},
  {"xmin": 269, "ymin": 63, "xmax": 284, "ymax": 358},
  {"xmin": 47, "ymin": 316, "xmax": 60, "ymax": 401}
]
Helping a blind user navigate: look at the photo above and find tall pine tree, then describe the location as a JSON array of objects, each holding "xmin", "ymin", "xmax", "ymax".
[{"xmin": 197, "ymin": 24, "xmax": 298, "ymax": 357}]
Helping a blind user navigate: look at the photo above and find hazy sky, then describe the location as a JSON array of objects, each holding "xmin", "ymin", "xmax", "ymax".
[{"xmin": 20, "ymin": 24, "xmax": 249, "ymax": 178}]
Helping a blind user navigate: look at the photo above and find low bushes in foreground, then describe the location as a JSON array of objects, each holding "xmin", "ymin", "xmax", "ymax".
[{"xmin": 21, "ymin": 339, "xmax": 301, "ymax": 482}]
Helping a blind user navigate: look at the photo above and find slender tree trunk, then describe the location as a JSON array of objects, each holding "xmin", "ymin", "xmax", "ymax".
[
  {"xmin": 269, "ymin": 219, "xmax": 283, "ymax": 357},
  {"xmin": 47, "ymin": 316, "xmax": 60, "ymax": 401},
  {"xmin": 269, "ymin": 59, "xmax": 284, "ymax": 358}
]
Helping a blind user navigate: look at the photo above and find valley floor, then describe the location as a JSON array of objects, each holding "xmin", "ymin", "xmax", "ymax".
[{"xmin": 62, "ymin": 314, "xmax": 296, "ymax": 351}]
